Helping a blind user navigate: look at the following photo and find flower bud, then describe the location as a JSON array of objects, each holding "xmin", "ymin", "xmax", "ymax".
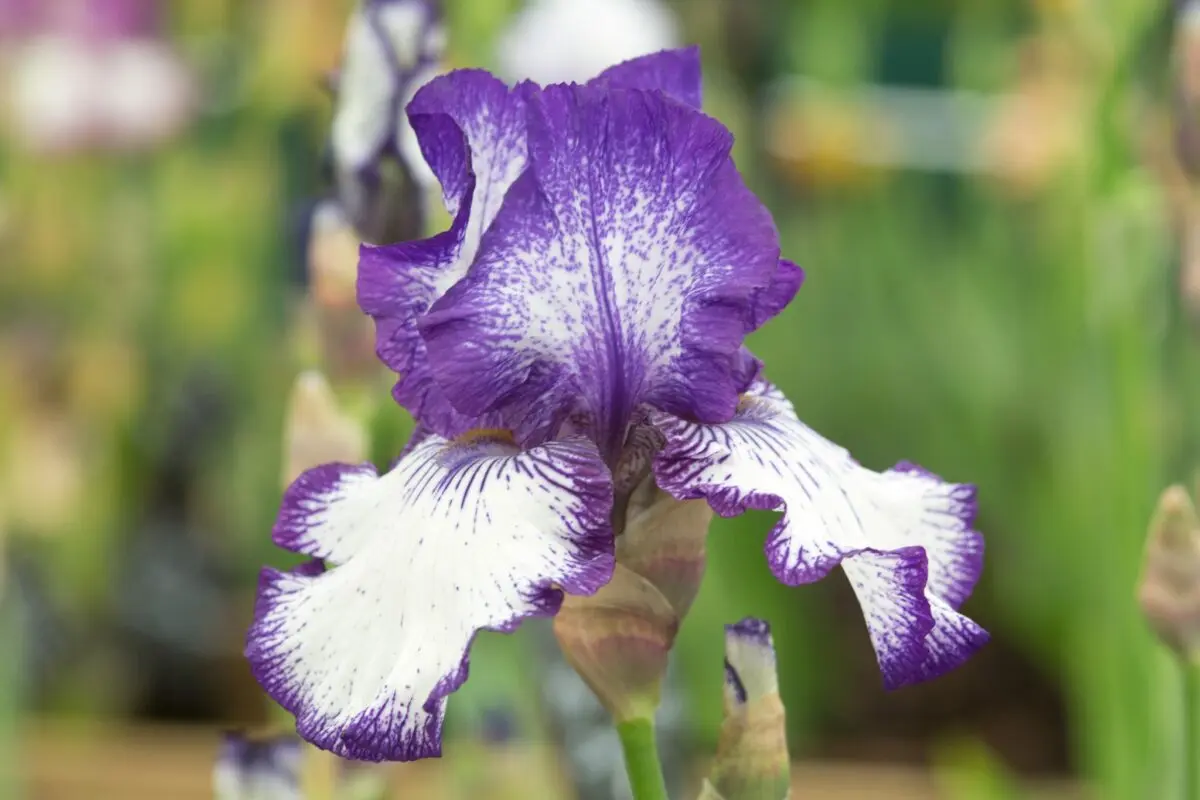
[
  {"xmin": 496, "ymin": 0, "xmax": 680, "ymax": 85},
  {"xmin": 553, "ymin": 474, "xmax": 712, "ymax": 722},
  {"xmin": 282, "ymin": 370, "xmax": 367, "ymax": 486},
  {"xmin": 302, "ymin": 204, "xmax": 380, "ymax": 383},
  {"xmin": 701, "ymin": 618, "xmax": 790, "ymax": 800},
  {"xmin": 1138, "ymin": 484, "xmax": 1200, "ymax": 662}
]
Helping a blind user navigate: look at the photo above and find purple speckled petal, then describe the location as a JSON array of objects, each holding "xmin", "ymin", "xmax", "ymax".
[
  {"xmin": 731, "ymin": 258, "xmax": 804, "ymax": 392},
  {"xmin": 842, "ymin": 549, "xmax": 989, "ymax": 689},
  {"xmin": 361, "ymin": 55, "xmax": 727, "ymax": 436},
  {"xmin": 651, "ymin": 381, "xmax": 987, "ymax": 688},
  {"xmin": 247, "ymin": 432, "xmax": 614, "ymax": 761},
  {"xmin": 591, "ymin": 46, "xmax": 703, "ymax": 109},
  {"xmin": 723, "ymin": 617, "xmax": 777, "ymax": 707},
  {"xmin": 420, "ymin": 84, "xmax": 780, "ymax": 456},
  {"xmin": 407, "ymin": 69, "xmax": 532, "ymax": 244},
  {"xmin": 357, "ymin": 201, "xmax": 497, "ymax": 435},
  {"xmin": 749, "ymin": 259, "xmax": 804, "ymax": 330}
]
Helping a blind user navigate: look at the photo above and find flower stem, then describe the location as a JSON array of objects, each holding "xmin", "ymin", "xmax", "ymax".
[
  {"xmin": 1186, "ymin": 660, "xmax": 1200, "ymax": 800},
  {"xmin": 616, "ymin": 717, "xmax": 668, "ymax": 800}
]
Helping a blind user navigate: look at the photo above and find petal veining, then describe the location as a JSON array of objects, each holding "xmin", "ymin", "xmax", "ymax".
[
  {"xmin": 247, "ymin": 433, "xmax": 614, "ymax": 760},
  {"xmin": 420, "ymin": 84, "xmax": 780, "ymax": 456},
  {"xmin": 358, "ymin": 50, "xmax": 713, "ymax": 437},
  {"xmin": 650, "ymin": 382, "xmax": 987, "ymax": 688}
]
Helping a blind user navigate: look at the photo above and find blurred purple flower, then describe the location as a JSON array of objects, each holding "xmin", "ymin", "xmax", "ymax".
[
  {"xmin": 213, "ymin": 732, "xmax": 302, "ymax": 800},
  {"xmin": 330, "ymin": 0, "xmax": 444, "ymax": 244}
]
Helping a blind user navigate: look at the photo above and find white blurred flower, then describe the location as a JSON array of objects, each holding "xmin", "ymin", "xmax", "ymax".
[
  {"xmin": 3, "ymin": 0, "xmax": 195, "ymax": 154},
  {"xmin": 496, "ymin": 0, "xmax": 680, "ymax": 85}
]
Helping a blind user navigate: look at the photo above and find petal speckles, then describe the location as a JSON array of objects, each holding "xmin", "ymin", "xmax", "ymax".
[{"xmin": 652, "ymin": 381, "xmax": 987, "ymax": 689}]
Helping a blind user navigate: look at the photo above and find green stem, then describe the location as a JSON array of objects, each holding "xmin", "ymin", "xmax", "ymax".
[
  {"xmin": 616, "ymin": 717, "xmax": 668, "ymax": 800},
  {"xmin": 1186, "ymin": 660, "xmax": 1200, "ymax": 800}
]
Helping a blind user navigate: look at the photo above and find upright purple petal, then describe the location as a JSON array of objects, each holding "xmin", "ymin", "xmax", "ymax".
[
  {"xmin": 248, "ymin": 431, "xmax": 614, "ymax": 760},
  {"xmin": 358, "ymin": 70, "xmax": 531, "ymax": 435},
  {"xmin": 749, "ymin": 259, "xmax": 804, "ymax": 330},
  {"xmin": 359, "ymin": 51, "xmax": 721, "ymax": 436},
  {"xmin": 420, "ymin": 84, "xmax": 780, "ymax": 457},
  {"xmin": 651, "ymin": 381, "xmax": 987, "ymax": 689},
  {"xmin": 592, "ymin": 46, "xmax": 703, "ymax": 109}
]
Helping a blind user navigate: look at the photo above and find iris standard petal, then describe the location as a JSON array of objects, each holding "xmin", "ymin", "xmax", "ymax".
[
  {"xmin": 590, "ymin": 45, "xmax": 703, "ymax": 110},
  {"xmin": 358, "ymin": 68, "xmax": 530, "ymax": 434},
  {"xmin": 732, "ymin": 257, "xmax": 805, "ymax": 392},
  {"xmin": 650, "ymin": 382, "xmax": 987, "ymax": 689},
  {"xmin": 358, "ymin": 50, "xmax": 708, "ymax": 438},
  {"xmin": 247, "ymin": 432, "xmax": 614, "ymax": 760},
  {"xmin": 420, "ymin": 83, "xmax": 780, "ymax": 456}
]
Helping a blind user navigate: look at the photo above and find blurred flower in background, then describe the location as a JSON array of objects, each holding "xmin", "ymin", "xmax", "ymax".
[
  {"xmin": 213, "ymin": 732, "xmax": 302, "ymax": 800},
  {"xmin": 1139, "ymin": 485, "xmax": 1200, "ymax": 662},
  {"xmin": 330, "ymin": 0, "xmax": 444, "ymax": 245},
  {"xmin": 980, "ymin": 34, "xmax": 1087, "ymax": 196},
  {"xmin": 496, "ymin": 0, "xmax": 678, "ymax": 85},
  {"xmin": 2, "ymin": 0, "xmax": 196, "ymax": 154}
]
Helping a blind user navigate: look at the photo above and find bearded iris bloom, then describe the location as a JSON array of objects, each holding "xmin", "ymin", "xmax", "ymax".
[{"xmin": 247, "ymin": 47, "xmax": 987, "ymax": 762}]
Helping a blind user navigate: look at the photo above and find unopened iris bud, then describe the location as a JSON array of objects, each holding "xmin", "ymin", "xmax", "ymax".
[
  {"xmin": 554, "ymin": 473, "xmax": 712, "ymax": 722},
  {"xmin": 331, "ymin": 0, "xmax": 444, "ymax": 244},
  {"xmin": 282, "ymin": 370, "xmax": 367, "ymax": 486},
  {"xmin": 214, "ymin": 732, "xmax": 302, "ymax": 800},
  {"xmin": 1138, "ymin": 484, "xmax": 1200, "ymax": 662},
  {"xmin": 700, "ymin": 618, "xmax": 790, "ymax": 800}
]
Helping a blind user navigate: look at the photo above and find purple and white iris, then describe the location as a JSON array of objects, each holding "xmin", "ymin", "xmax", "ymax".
[
  {"xmin": 331, "ymin": 0, "xmax": 445, "ymax": 244},
  {"xmin": 247, "ymin": 47, "xmax": 988, "ymax": 762}
]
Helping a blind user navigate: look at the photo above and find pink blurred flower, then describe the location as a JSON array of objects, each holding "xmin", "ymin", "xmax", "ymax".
[{"xmin": 3, "ymin": 0, "xmax": 195, "ymax": 154}]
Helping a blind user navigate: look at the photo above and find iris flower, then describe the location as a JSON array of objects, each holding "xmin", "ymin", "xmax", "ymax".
[
  {"xmin": 247, "ymin": 47, "xmax": 988, "ymax": 762},
  {"xmin": 330, "ymin": 0, "xmax": 445, "ymax": 244}
]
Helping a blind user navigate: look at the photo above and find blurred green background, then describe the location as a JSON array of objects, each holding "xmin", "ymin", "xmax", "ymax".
[{"xmin": 0, "ymin": 0, "xmax": 1195, "ymax": 797}]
